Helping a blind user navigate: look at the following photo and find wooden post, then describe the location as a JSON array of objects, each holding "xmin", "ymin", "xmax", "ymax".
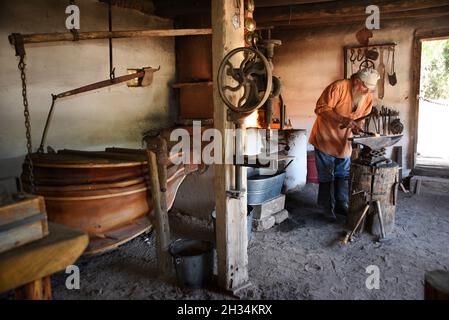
[
  {"xmin": 212, "ymin": 0, "xmax": 249, "ymax": 293},
  {"xmin": 146, "ymin": 149, "xmax": 173, "ymax": 279},
  {"xmin": 15, "ymin": 276, "xmax": 52, "ymax": 300}
]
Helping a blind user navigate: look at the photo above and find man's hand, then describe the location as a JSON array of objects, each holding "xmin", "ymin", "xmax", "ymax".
[
  {"xmin": 351, "ymin": 126, "xmax": 364, "ymax": 135},
  {"xmin": 321, "ymin": 111, "xmax": 364, "ymax": 133},
  {"xmin": 340, "ymin": 117, "xmax": 362, "ymax": 130}
]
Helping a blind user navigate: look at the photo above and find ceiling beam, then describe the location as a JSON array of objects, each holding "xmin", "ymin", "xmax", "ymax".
[
  {"xmin": 255, "ymin": 0, "xmax": 334, "ymax": 7},
  {"xmin": 259, "ymin": 5, "xmax": 449, "ymax": 28},
  {"xmin": 255, "ymin": 0, "xmax": 449, "ymax": 23},
  {"xmin": 98, "ymin": 0, "xmax": 155, "ymax": 15}
]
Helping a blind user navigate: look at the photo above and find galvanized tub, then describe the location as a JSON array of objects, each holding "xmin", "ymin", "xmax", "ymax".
[
  {"xmin": 169, "ymin": 239, "xmax": 214, "ymax": 289},
  {"xmin": 247, "ymin": 172, "xmax": 286, "ymax": 205}
]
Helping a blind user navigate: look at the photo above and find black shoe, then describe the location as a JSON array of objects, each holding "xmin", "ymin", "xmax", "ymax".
[
  {"xmin": 318, "ymin": 182, "xmax": 337, "ymax": 222},
  {"xmin": 334, "ymin": 177, "xmax": 349, "ymax": 216}
]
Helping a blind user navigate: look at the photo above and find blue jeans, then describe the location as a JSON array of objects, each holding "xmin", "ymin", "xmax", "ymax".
[{"xmin": 314, "ymin": 148, "xmax": 350, "ymax": 183}]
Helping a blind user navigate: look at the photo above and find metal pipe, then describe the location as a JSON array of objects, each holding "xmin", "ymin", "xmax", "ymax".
[
  {"xmin": 108, "ymin": 0, "xmax": 115, "ymax": 79},
  {"xmin": 38, "ymin": 95, "xmax": 57, "ymax": 153},
  {"xmin": 55, "ymin": 71, "xmax": 144, "ymax": 99},
  {"xmin": 235, "ymin": 122, "xmax": 244, "ymax": 192},
  {"xmin": 375, "ymin": 200, "xmax": 386, "ymax": 239}
]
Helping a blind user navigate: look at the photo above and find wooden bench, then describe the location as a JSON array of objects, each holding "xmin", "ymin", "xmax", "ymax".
[{"xmin": 0, "ymin": 222, "xmax": 88, "ymax": 300}]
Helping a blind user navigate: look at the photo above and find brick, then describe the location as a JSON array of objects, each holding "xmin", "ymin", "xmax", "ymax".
[
  {"xmin": 252, "ymin": 216, "xmax": 275, "ymax": 232},
  {"xmin": 274, "ymin": 209, "xmax": 289, "ymax": 224},
  {"xmin": 252, "ymin": 194, "xmax": 286, "ymax": 220}
]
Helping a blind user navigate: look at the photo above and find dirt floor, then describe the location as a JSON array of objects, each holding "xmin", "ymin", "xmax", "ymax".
[{"xmin": 42, "ymin": 182, "xmax": 449, "ymax": 300}]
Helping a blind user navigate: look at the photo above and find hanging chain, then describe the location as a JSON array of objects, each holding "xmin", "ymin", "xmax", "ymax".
[
  {"xmin": 18, "ymin": 55, "xmax": 36, "ymax": 193},
  {"xmin": 418, "ymin": 96, "xmax": 449, "ymax": 107}
]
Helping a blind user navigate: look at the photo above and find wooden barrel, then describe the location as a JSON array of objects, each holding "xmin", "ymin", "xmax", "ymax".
[
  {"xmin": 21, "ymin": 149, "xmax": 190, "ymax": 254},
  {"xmin": 347, "ymin": 162, "xmax": 399, "ymax": 237}
]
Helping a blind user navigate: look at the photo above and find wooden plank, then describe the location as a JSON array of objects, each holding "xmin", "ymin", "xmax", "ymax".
[
  {"xmin": 348, "ymin": 163, "xmax": 372, "ymax": 233},
  {"xmin": 9, "ymin": 29, "xmax": 212, "ymax": 45},
  {"xmin": 85, "ymin": 216, "xmax": 152, "ymax": 255},
  {"xmin": 0, "ymin": 195, "xmax": 45, "ymax": 226},
  {"xmin": 0, "ymin": 214, "xmax": 48, "ymax": 254},
  {"xmin": 258, "ymin": 6, "xmax": 449, "ymax": 28},
  {"xmin": 212, "ymin": 0, "xmax": 249, "ymax": 293},
  {"xmin": 0, "ymin": 223, "xmax": 88, "ymax": 293},
  {"xmin": 255, "ymin": 0, "xmax": 449, "ymax": 23},
  {"xmin": 172, "ymin": 82, "xmax": 213, "ymax": 88},
  {"xmin": 369, "ymin": 165, "xmax": 399, "ymax": 237},
  {"xmin": 146, "ymin": 149, "xmax": 173, "ymax": 279}
]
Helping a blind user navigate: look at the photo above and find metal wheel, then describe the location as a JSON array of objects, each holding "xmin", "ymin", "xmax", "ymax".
[{"xmin": 218, "ymin": 47, "xmax": 272, "ymax": 114}]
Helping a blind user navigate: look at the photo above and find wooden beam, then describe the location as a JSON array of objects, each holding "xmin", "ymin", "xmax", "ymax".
[
  {"xmin": 146, "ymin": 148, "xmax": 173, "ymax": 279},
  {"xmin": 255, "ymin": 0, "xmax": 335, "ymax": 6},
  {"xmin": 212, "ymin": 0, "xmax": 249, "ymax": 293},
  {"xmin": 154, "ymin": 0, "xmax": 210, "ymax": 17},
  {"xmin": 255, "ymin": 0, "xmax": 449, "ymax": 23},
  {"xmin": 98, "ymin": 0, "xmax": 155, "ymax": 15},
  {"xmin": 9, "ymin": 28, "xmax": 212, "ymax": 45},
  {"xmin": 259, "ymin": 5, "xmax": 449, "ymax": 28}
]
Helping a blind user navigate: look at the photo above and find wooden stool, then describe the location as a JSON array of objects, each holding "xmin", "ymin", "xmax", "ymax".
[
  {"xmin": 425, "ymin": 270, "xmax": 449, "ymax": 300},
  {"xmin": 0, "ymin": 222, "xmax": 88, "ymax": 300}
]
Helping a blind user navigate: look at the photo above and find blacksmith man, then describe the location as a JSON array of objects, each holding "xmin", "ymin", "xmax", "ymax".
[{"xmin": 309, "ymin": 68, "xmax": 380, "ymax": 221}]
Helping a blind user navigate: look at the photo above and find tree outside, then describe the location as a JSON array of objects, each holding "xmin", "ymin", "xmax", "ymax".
[{"xmin": 420, "ymin": 39, "xmax": 449, "ymax": 101}]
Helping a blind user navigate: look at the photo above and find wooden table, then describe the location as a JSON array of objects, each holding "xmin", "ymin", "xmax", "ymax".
[{"xmin": 0, "ymin": 222, "xmax": 88, "ymax": 300}]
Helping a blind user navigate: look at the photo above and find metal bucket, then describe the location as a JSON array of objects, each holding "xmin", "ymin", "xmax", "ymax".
[{"xmin": 169, "ymin": 239, "xmax": 214, "ymax": 289}]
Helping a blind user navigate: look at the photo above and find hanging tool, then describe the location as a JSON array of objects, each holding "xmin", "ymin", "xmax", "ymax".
[
  {"xmin": 380, "ymin": 106, "xmax": 387, "ymax": 135},
  {"xmin": 350, "ymin": 49, "xmax": 357, "ymax": 75},
  {"xmin": 356, "ymin": 48, "xmax": 365, "ymax": 61},
  {"xmin": 365, "ymin": 48, "xmax": 379, "ymax": 61},
  {"xmin": 377, "ymin": 47, "xmax": 385, "ymax": 99},
  {"xmin": 359, "ymin": 59, "xmax": 375, "ymax": 70},
  {"xmin": 387, "ymin": 109, "xmax": 391, "ymax": 134},
  {"xmin": 388, "ymin": 46, "xmax": 397, "ymax": 86}
]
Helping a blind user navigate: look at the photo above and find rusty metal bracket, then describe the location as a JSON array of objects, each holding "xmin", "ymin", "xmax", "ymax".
[
  {"xmin": 10, "ymin": 33, "xmax": 26, "ymax": 57},
  {"xmin": 226, "ymin": 189, "xmax": 246, "ymax": 199},
  {"xmin": 70, "ymin": 29, "xmax": 80, "ymax": 41}
]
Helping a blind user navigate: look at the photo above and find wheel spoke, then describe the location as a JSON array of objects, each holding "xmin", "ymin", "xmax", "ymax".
[
  {"xmin": 223, "ymin": 82, "xmax": 243, "ymax": 92},
  {"xmin": 238, "ymin": 83, "xmax": 251, "ymax": 108}
]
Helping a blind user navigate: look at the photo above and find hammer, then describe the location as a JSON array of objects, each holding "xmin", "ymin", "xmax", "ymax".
[
  {"xmin": 341, "ymin": 204, "xmax": 370, "ymax": 245},
  {"xmin": 339, "ymin": 111, "xmax": 376, "ymax": 130}
]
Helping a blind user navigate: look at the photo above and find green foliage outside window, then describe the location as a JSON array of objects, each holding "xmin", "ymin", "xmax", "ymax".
[{"xmin": 421, "ymin": 40, "xmax": 449, "ymax": 100}]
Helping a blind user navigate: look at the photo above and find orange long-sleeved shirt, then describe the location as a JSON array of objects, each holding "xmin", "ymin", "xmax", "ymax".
[{"xmin": 309, "ymin": 79, "xmax": 373, "ymax": 158}]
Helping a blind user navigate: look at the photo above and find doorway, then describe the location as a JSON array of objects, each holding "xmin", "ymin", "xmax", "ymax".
[{"xmin": 415, "ymin": 37, "xmax": 449, "ymax": 175}]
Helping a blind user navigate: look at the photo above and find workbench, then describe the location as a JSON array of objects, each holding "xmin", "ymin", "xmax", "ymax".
[{"xmin": 0, "ymin": 222, "xmax": 88, "ymax": 300}]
